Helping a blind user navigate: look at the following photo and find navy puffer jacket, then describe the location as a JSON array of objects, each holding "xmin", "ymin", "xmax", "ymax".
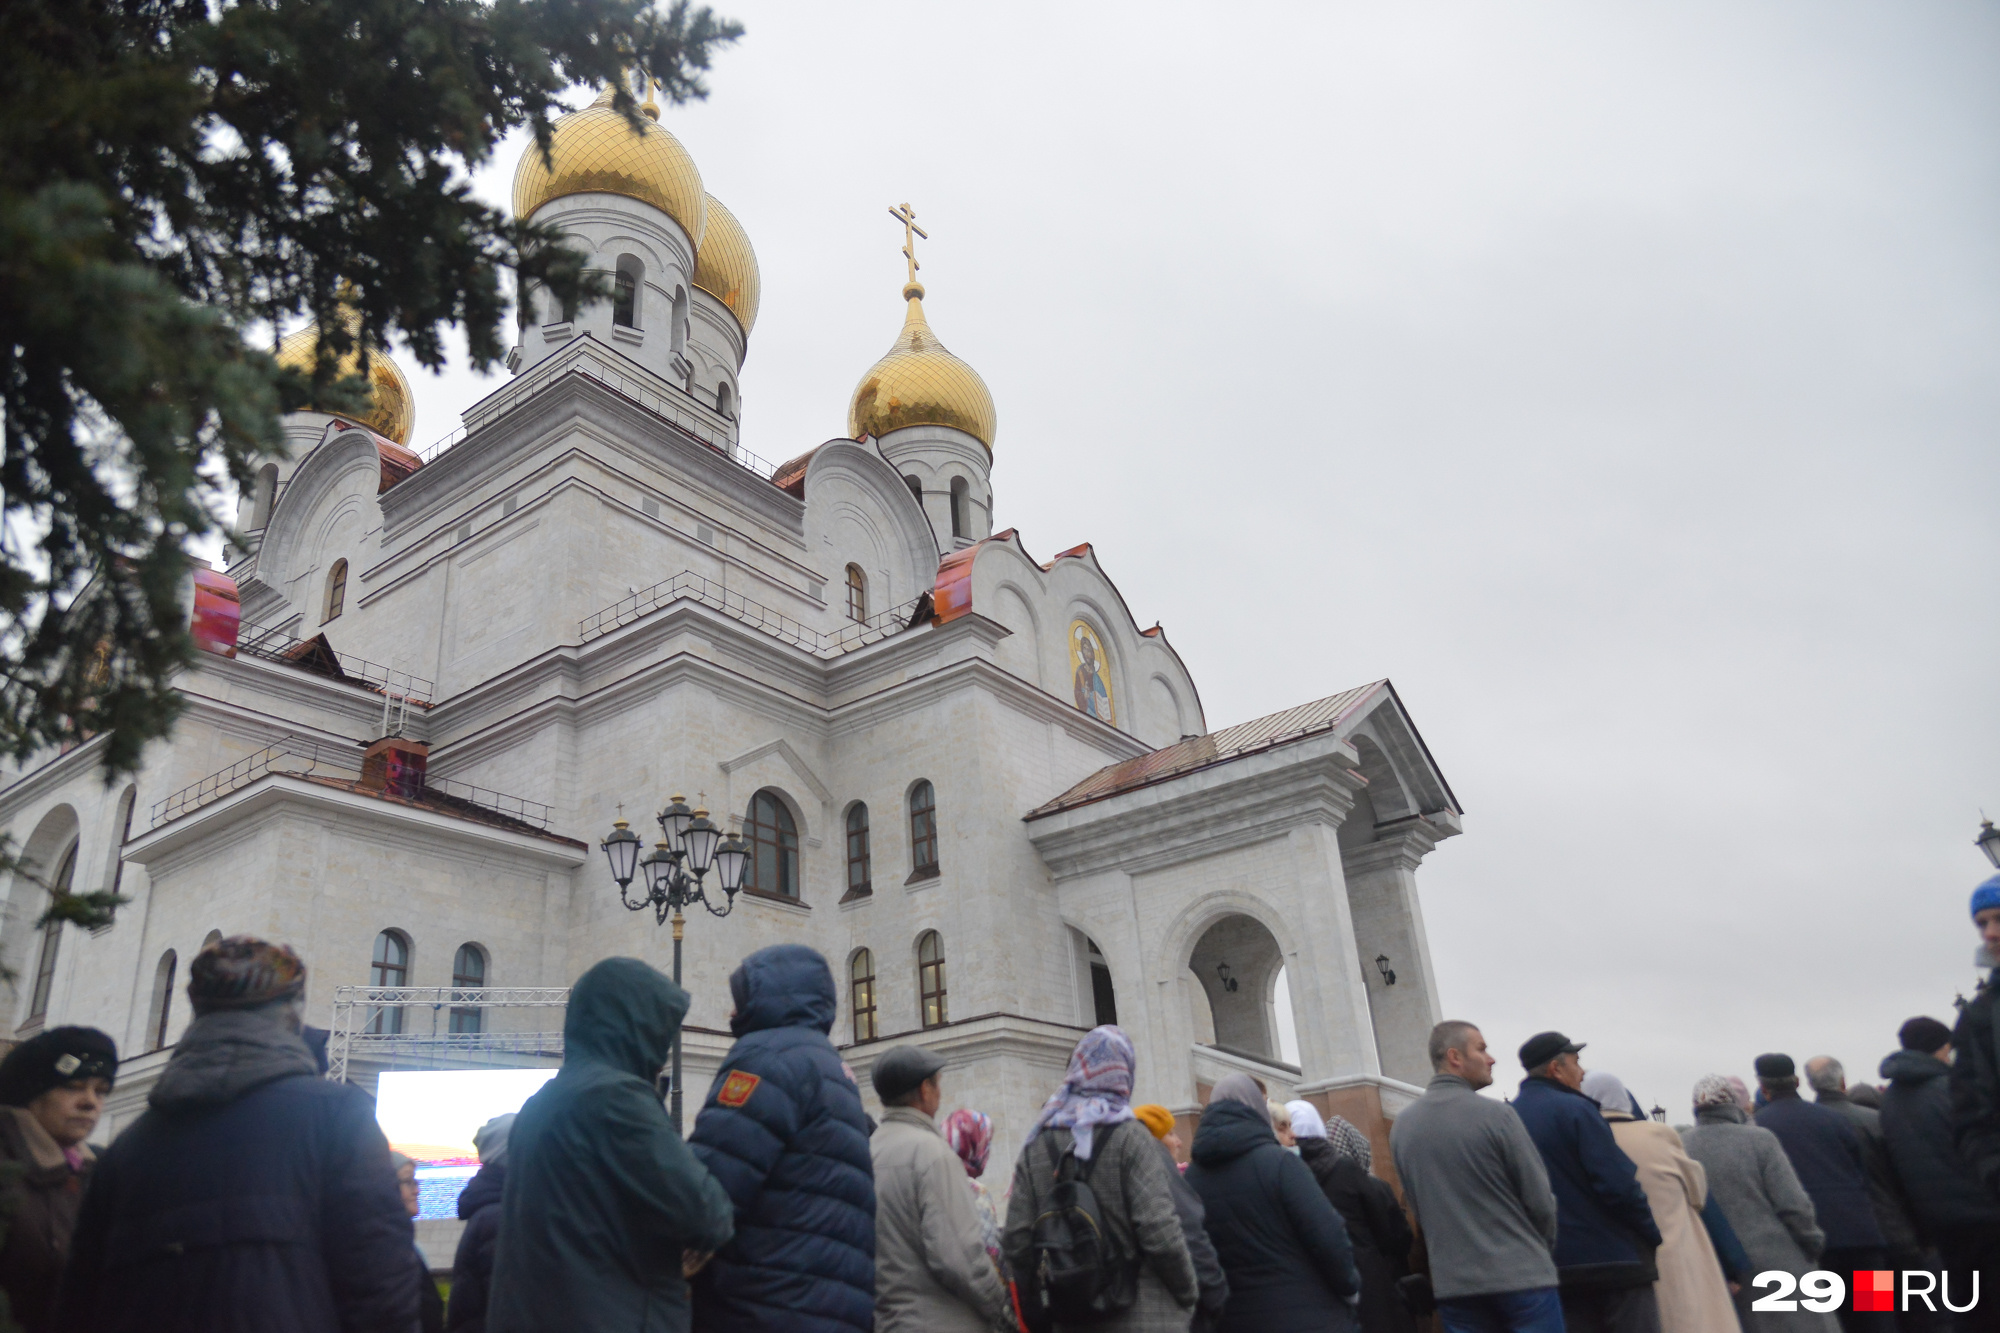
[
  {"xmin": 689, "ymin": 945, "xmax": 874, "ymax": 1333},
  {"xmin": 1511, "ymin": 1076, "xmax": 1660, "ymax": 1289}
]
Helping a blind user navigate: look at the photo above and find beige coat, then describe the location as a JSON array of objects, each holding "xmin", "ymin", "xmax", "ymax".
[
  {"xmin": 1604, "ymin": 1112, "xmax": 1737, "ymax": 1333},
  {"xmin": 872, "ymin": 1106, "xmax": 1012, "ymax": 1333}
]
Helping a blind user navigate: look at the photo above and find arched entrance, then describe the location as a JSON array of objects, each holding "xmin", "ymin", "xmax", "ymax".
[{"xmin": 1187, "ymin": 913, "xmax": 1285, "ymax": 1061}]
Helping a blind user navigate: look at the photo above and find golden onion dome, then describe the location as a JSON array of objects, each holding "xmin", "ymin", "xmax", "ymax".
[
  {"xmin": 847, "ymin": 284, "xmax": 996, "ymax": 450},
  {"xmin": 274, "ymin": 316, "xmax": 415, "ymax": 446},
  {"xmin": 693, "ymin": 193, "xmax": 761, "ymax": 338},
  {"xmin": 512, "ymin": 87, "xmax": 706, "ymax": 246}
]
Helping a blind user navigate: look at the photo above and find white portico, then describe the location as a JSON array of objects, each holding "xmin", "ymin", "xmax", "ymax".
[{"xmin": 0, "ymin": 88, "xmax": 1463, "ymax": 1160}]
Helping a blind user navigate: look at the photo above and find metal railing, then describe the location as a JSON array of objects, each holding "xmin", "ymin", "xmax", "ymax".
[
  {"xmin": 418, "ymin": 355, "xmax": 781, "ymax": 480},
  {"xmin": 148, "ymin": 736, "xmax": 555, "ymax": 833},
  {"xmin": 578, "ymin": 570, "xmax": 927, "ymax": 656},
  {"xmin": 326, "ymin": 985, "xmax": 571, "ymax": 1082},
  {"xmin": 235, "ymin": 621, "xmax": 434, "ymax": 706}
]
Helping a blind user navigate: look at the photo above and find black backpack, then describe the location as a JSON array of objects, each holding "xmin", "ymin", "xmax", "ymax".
[{"xmin": 1024, "ymin": 1121, "xmax": 1139, "ymax": 1328}]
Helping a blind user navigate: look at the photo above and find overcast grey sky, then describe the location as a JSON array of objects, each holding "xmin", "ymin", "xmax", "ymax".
[{"xmin": 401, "ymin": 1, "xmax": 2000, "ymax": 1110}]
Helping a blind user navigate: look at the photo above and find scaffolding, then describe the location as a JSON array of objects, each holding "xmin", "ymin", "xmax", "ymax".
[{"xmin": 325, "ymin": 986, "xmax": 570, "ymax": 1083}]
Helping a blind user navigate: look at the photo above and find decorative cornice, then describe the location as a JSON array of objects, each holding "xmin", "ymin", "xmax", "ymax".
[{"xmin": 0, "ymin": 735, "xmax": 109, "ymax": 821}]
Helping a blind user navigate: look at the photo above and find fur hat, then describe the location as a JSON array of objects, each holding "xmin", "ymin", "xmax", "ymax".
[
  {"xmin": 0, "ymin": 1026, "xmax": 117, "ymax": 1106},
  {"xmin": 187, "ymin": 936, "xmax": 306, "ymax": 1013}
]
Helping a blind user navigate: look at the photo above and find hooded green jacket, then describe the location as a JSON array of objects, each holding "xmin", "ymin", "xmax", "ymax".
[{"xmin": 489, "ymin": 958, "xmax": 734, "ymax": 1333}]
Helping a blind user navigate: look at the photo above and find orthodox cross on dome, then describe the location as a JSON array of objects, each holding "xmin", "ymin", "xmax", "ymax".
[{"xmin": 888, "ymin": 202, "xmax": 928, "ymax": 294}]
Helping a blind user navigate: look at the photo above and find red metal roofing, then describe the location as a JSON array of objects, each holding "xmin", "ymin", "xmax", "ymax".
[{"xmin": 1025, "ymin": 681, "xmax": 1388, "ymax": 818}]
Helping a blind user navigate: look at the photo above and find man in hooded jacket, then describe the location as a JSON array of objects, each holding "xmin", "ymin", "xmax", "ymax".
[
  {"xmin": 689, "ymin": 944, "xmax": 875, "ymax": 1333},
  {"xmin": 489, "ymin": 957, "xmax": 735, "ymax": 1333},
  {"xmin": 55, "ymin": 936, "xmax": 415, "ymax": 1333}
]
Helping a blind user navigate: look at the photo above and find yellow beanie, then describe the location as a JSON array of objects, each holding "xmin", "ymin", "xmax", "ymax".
[{"xmin": 1133, "ymin": 1103, "xmax": 1175, "ymax": 1139}]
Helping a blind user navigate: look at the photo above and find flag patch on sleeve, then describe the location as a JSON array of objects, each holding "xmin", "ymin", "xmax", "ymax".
[{"xmin": 717, "ymin": 1071, "xmax": 761, "ymax": 1107}]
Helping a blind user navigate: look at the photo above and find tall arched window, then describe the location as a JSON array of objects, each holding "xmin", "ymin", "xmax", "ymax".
[
  {"xmin": 27, "ymin": 842, "xmax": 77, "ymax": 1024},
  {"xmin": 201, "ymin": 929, "xmax": 222, "ymax": 952},
  {"xmin": 850, "ymin": 949, "xmax": 878, "ymax": 1043},
  {"xmin": 845, "ymin": 803, "xmax": 871, "ymax": 899},
  {"xmin": 670, "ymin": 286, "xmax": 689, "ymax": 355},
  {"xmin": 908, "ymin": 780, "xmax": 939, "ymax": 879},
  {"xmin": 949, "ymin": 477, "xmax": 969, "ymax": 539},
  {"xmin": 146, "ymin": 950, "xmax": 177, "ymax": 1051},
  {"xmin": 323, "ymin": 559, "xmax": 348, "ymax": 623},
  {"xmin": 917, "ymin": 931, "xmax": 947, "ymax": 1029},
  {"xmin": 716, "ymin": 381, "xmax": 735, "ymax": 417},
  {"xmin": 613, "ymin": 255, "xmax": 643, "ymax": 328},
  {"xmin": 845, "ymin": 565, "xmax": 867, "ymax": 623},
  {"xmin": 367, "ymin": 929, "xmax": 409, "ymax": 1035},
  {"xmin": 744, "ymin": 790, "xmax": 798, "ymax": 898},
  {"xmin": 250, "ymin": 463, "xmax": 280, "ymax": 530},
  {"xmin": 451, "ymin": 943, "xmax": 486, "ymax": 1034},
  {"xmin": 103, "ymin": 783, "xmax": 137, "ymax": 909},
  {"xmin": 903, "ymin": 475, "xmax": 923, "ymax": 506}
]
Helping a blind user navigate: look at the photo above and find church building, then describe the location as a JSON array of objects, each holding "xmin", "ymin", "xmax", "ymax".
[{"xmin": 0, "ymin": 86, "xmax": 1463, "ymax": 1160}]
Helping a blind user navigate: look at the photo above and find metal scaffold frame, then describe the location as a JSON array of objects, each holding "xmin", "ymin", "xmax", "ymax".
[{"xmin": 325, "ymin": 986, "xmax": 570, "ymax": 1083}]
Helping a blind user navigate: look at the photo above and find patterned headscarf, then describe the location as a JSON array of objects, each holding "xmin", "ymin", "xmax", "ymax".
[
  {"xmin": 1028, "ymin": 1025, "xmax": 1137, "ymax": 1160},
  {"xmin": 943, "ymin": 1108, "xmax": 994, "ymax": 1178},
  {"xmin": 1692, "ymin": 1075, "xmax": 1737, "ymax": 1108},
  {"xmin": 1287, "ymin": 1100, "xmax": 1374, "ymax": 1169}
]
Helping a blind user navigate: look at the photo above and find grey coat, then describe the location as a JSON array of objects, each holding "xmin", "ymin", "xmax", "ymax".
[
  {"xmin": 871, "ymin": 1108, "xmax": 1011, "ymax": 1333},
  {"xmin": 1388, "ymin": 1074, "xmax": 1559, "ymax": 1300},
  {"xmin": 1004, "ymin": 1121, "xmax": 1198, "ymax": 1333},
  {"xmin": 1680, "ymin": 1108, "xmax": 1835, "ymax": 1333}
]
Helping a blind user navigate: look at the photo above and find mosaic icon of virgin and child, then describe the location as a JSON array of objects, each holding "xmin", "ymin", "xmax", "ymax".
[{"xmin": 1071, "ymin": 622, "xmax": 1114, "ymax": 723}]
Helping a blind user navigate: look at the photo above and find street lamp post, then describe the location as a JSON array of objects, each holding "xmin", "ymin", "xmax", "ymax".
[
  {"xmin": 1978, "ymin": 818, "xmax": 2000, "ymax": 872},
  {"xmin": 602, "ymin": 796, "xmax": 750, "ymax": 1133}
]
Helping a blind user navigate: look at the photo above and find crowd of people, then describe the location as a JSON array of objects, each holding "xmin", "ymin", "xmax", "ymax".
[{"xmin": 0, "ymin": 875, "xmax": 1991, "ymax": 1332}]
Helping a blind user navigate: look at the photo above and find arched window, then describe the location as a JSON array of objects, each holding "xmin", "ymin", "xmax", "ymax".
[
  {"xmin": 201, "ymin": 929, "xmax": 222, "ymax": 952},
  {"xmin": 323, "ymin": 559, "xmax": 347, "ymax": 623},
  {"xmin": 716, "ymin": 381, "xmax": 734, "ymax": 417},
  {"xmin": 451, "ymin": 943, "xmax": 486, "ymax": 1034},
  {"xmin": 27, "ymin": 842, "xmax": 77, "ymax": 1024},
  {"xmin": 917, "ymin": 931, "xmax": 947, "ymax": 1029},
  {"xmin": 850, "ymin": 949, "xmax": 878, "ymax": 1043},
  {"xmin": 845, "ymin": 565, "xmax": 867, "ymax": 623},
  {"xmin": 146, "ymin": 950, "xmax": 177, "ymax": 1052},
  {"xmin": 103, "ymin": 784, "xmax": 137, "ymax": 909},
  {"xmin": 670, "ymin": 286, "xmax": 689, "ymax": 355},
  {"xmin": 949, "ymin": 477, "xmax": 969, "ymax": 540},
  {"xmin": 908, "ymin": 780, "xmax": 939, "ymax": 879},
  {"xmin": 903, "ymin": 475, "xmax": 923, "ymax": 506},
  {"xmin": 744, "ymin": 790, "xmax": 799, "ymax": 898},
  {"xmin": 367, "ymin": 929, "xmax": 409, "ymax": 1035},
  {"xmin": 613, "ymin": 255, "xmax": 642, "ymax": 328},
  {"xmin": 250, "ymin": 464, "xmax": 279, "ymax": 530},
  {"xmin": 845, "ymin": 803, "xmax": 872, "ymax": 898}
]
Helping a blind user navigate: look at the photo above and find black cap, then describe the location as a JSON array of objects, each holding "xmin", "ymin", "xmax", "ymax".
[
  {"xmin": 871, "ymin": 1045, "xmax": 946, "ymax": 1103},
  {"xmin": 1754, "ymin": 1053, "xmax": 1795, "ymax": 1080},
  {"xmin": 1519, "ymin": 1031, "xmax": 1584, "ymax": 1071},
  {"xmin": 0, "ymin": 1027, "xmax": 117, "ymax": 1107},
  {"xmin": 1898, "ymin": 1017, "xmax": 1952, "ymax": 1055}
]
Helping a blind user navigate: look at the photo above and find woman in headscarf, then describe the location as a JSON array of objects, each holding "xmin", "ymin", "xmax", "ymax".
[
  {"xmin": 1001, "ymin": 1026, "xmax": 1198, "ymax": 1332},
  {"xmin": 1679, "ymin": 1074, "xmax": 1834, "ymax": 1333},
  {"xmin": 1185, "ymin": 1074, "xmax": 1360, "ymax": 1333},
  {"xmin": 942, "ymin": 1108, "xmax": 1005, "ymax": 1277},
  {"xmin": 1285, "ymin": 1100, "xmax": 1414, "ymax": 1333},
  {"xmin": 1580, "ymin": 1072, "xmax": 1736, "ymax": 1333}
]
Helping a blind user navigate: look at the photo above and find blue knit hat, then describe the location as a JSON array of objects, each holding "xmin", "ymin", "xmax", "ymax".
[{"xmin": 1972, "ymin": 875, "xmax": 2000, "ymax": 919}]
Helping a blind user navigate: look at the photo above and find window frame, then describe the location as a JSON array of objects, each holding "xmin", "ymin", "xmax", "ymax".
[
  {"xmin": 149, "ymin": 949, "xmax": 178, "ymax": 1051},
  {"xmin": 26, "ymin": 842, "xmax": 76, "ymax": 1024},
  {"xmin": 744, "ymin": 790, "xmax": 800, "ymax": 898},
  {"xmin": 849, "ymin": 948, "xmax": 878, "ymax": 1043},
  {"xmin": 450, "ymin": 943, "xmax": 486, "ymax": 1034},
  {"xmin": 367, "ymin": 929, "xmax": 410, "ymax": 1035},
  {"xmin": 845, "ymin": 564, "xmax": 867, "ymax": 623},
  {"xmin": 612, "ymin": 255, "xmax": 642, "ymax": 328},
  {"xmin": 844, "ymin": 803, "xmax": 872, "ymax": 898},
  {"xmin": 324, "ymin": 558, "xmax": 348, "ymax": 623},
  {"xmin": 917, "ymin": 930, "xmax": 947, "ymax": 1029},
  {"xmin": 908, "ymin": 780, "xmax": 939, "ymax": 880}
]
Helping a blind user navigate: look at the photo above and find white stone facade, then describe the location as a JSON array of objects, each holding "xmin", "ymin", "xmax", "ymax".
[{"xmin": 0, "ymin": 176, "xmax": 1462, "ymax": 1161}]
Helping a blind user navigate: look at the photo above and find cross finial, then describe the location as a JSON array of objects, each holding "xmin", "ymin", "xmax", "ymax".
[
  {"xmin": 615, "ymin": 801, "xmax": 626, "ymax": 821},
  {"xmin": 888, "ymin": 202, "xmax": 928, "ymax": 293}
]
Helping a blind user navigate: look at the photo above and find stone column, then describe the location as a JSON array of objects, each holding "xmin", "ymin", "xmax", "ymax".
[{"xmin": 1340, "ymin": 818, "xmax": 1449, "ymax": 1087}]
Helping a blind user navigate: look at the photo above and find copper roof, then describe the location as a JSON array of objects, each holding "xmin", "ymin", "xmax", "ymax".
[
  {"xmin": 1026, "ymin": 681, "xmax": 1389, "ymax": 819},
  {"xmin": 770, "ymin": 446, "xmax": 818, "ymax": 497}
]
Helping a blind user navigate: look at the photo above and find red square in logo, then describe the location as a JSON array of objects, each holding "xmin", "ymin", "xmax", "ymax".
[{"xmin": 1853, "ymin": 1271, "xmax": 1895, "ymax": 1313}]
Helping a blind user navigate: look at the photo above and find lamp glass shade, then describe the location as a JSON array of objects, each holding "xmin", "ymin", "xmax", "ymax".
[
  {"xmin": 1980, "ymin": 820, "xmax": 2000, "ymax": 871},
  {"xmin": 641, "ymin": 843, "xmax": 676, "ymax": 898},
  {"xmin": 660, "ymin": 797, "xmax": 694, "ymax": 846},
  {"xmin": 683, "ymin": 811, "xmax": 721, "ymax": 875},
  {"xmin": 602, "ymin": 821, "xmax": 642, "ymax": 887},
  {"xmin": 715, "ymin": 833, "xmax": 749, "ymax": 893}
]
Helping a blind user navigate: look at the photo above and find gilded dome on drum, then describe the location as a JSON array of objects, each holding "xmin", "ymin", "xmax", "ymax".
[
  {"xmin": 693, "ymin": 194, "xmax": 761, "ymax": 337},
  {"xmin": 512, "ymin": 87, "xmax": 706, "ymax": 246},
  {"xmin": 274, "ymin": 318, "xmax": 415, "ymax": 446},
  {"xmin": 847, "ymin": 287, "xmax": 996, "ymax": 450}
]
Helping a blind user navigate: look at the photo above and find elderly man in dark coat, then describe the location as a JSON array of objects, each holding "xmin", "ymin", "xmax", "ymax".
[
  {"xmin": 490, "ymin": 957, "xmax": 734, "ymax": 1333},
  {"xmin": 1754, "ymin": 1053, "xmax": 1889, "ymax": 1333},
  {"xmin": 689, "ymin": 944, "xmax": 876, "ymax": 1333},
  {"xmin": 56, "ymin": 937, "xmax": 415, "ymax": 1333},
  {"xmin": 1510, "ymin": 1032, "xmax": 1662, "ymax": 1333}
]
